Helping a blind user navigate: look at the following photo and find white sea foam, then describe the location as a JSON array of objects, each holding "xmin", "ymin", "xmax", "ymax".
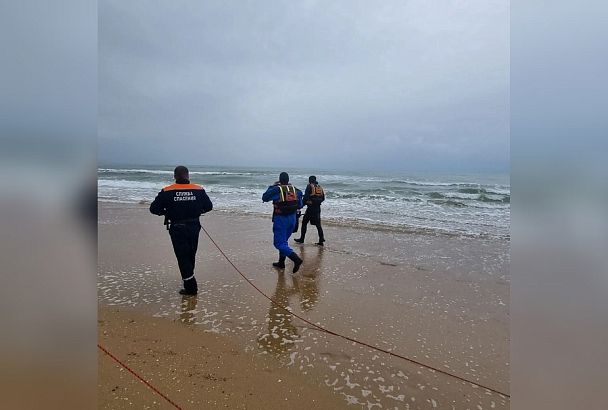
[{"xmin": 97, "ymin": 167, "xmax": 510, "ymax": 237}]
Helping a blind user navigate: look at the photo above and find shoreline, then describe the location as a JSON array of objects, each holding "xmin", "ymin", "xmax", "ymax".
[{"xmin": 99, "ymin": 200, "xmax": 511, "ymax": 240}]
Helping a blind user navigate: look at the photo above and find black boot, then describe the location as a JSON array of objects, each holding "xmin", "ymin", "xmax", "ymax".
[
  {"xmin": 287, "ymin": 252, "xmax": 303, "ymax": 273},
  {"xmin": 316, "ymin": 224, "xmax": 325, "ymax": 246},
  {"xmin": 294, "ymin": 237, "xmax": 304, "ymax": 243},
  {"xmin": 273, "ymin": 254, "xmax": 286, "ymax": 268},
  {"xmin": 180, "ymin": 277, "xmax": 198, "ymax": 295}
]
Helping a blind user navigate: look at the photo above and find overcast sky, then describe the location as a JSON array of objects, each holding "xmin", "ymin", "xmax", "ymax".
[{"xmin": 99, "ymin": 0, "xmax": 508, "ymax": 172}]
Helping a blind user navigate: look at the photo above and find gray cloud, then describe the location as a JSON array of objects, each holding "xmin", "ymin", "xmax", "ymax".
[{"xmin": 99, "ymin": 0, "xmax": 508, "ymax": 172}]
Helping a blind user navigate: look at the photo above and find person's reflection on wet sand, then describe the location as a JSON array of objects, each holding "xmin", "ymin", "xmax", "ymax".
[
  {"xmin": 258, "ymin": 246, "xmax": 327, "ymax": 354},
  {"xmin": 295, "ymin": 245, "xmax": 324, "ymax": 311},
  {"xmin": 291, "ymin": 274, "xmax": 319, "ymax": 312},
  {"xmin": 258, "ymin": 273, "xmax": 299, "ymax": 354},
  {"xmin": 300, "ymin": 243, "xmax": 325, "ymax": 277},
  {"xmin": 179, "ymin": 294, "xmax": 197, "ymax": 325}
]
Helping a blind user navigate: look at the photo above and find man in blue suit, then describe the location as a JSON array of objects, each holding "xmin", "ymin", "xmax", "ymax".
[{"xmin": 262, "ymin": 172, "xmax": 304, "ymax": 273}]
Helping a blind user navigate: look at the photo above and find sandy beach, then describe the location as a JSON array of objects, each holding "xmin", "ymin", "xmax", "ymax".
[
  {"xmin": 98, "ymin": 202, "xmax": 509, "ymax": 409},
  {"xmin": 98, "ymin": 306, "xmax": 345, "ymax": 409}
]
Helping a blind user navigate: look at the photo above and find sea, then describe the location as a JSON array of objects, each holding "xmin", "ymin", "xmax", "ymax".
[{"xmin": 98, "ymin": 165, "xmax": 510, "ymax": 239}]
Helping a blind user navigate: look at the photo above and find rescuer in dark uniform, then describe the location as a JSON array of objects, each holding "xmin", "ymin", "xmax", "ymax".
[
  {"xmin": 262, "ymin": 172, "xmax": 304, "ymax": 273},
  {"xmin": 294, "ymin": 175, "xmax": 325, "ymax": 246},
  {"xmin": 150, "ymin": 166, "xmax": 213, "ymax": 295}
]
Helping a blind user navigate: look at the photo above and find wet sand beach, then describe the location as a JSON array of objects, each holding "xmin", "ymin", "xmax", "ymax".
[
  {"xmin": 98, "ymin": 306, "xmax": 345, "ymax": 409},
  {"xmin": 98, "ymin": 202, "xmax": 510, "ymax": 409}
]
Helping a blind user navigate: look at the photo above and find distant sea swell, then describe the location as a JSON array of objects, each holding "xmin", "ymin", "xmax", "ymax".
[{"xmin": 98, "ymin": 166, "xmax": 510, "ymax": 238}]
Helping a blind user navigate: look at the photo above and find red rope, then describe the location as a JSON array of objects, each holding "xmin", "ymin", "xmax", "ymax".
[
  {"xmin": 98, "ymin": 343, "xmax": 183, "ymax": 410},
  {"xmin": 201, "ymin": 226, "xmax": 510, "ymax": 398}
]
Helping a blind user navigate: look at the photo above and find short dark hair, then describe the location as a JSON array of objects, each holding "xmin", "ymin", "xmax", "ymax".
[
  {"xmin": 309, "ymin": 175, "xmax": 317, "ymax": 183},
  {"xmin": 174, "ymin": 165, "xmax": 189, "ymax": 179},
  {"xmin": 279, "ymin": 172, "xmax": 289, "ymax": 184}
]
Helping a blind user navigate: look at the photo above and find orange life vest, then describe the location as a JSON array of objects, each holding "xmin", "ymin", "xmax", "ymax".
[
  {"xmin": 273, "ymin": 184, "xmax": 298, "ymax": 215},
  {"xmin": 310, "ymin": 184, "xmax": 324, "ymax": 197}
]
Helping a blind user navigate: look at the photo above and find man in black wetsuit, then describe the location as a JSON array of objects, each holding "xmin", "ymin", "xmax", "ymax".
[
  {"xmin": 150, "ymin": 166, "xmax": 213, "ymax": 295},
  {"xmin": 294, "ymin": 175, "xmax": 325, "ymax": 246}
]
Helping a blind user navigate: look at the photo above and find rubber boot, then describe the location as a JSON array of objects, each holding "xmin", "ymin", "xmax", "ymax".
[
  {"xmin": 180, "ymin": 277, "xmax": 198, "ymax": 295},
  {"xmin": 315, "ymin": 224, "xmax": 325, "ymax": 246},
  {"xmin": 287, "ymin": 252, "xmax": 303, "ymax": 273},
  {"xmin": 272, "ymin": 254, "xmax": 286, "ymax": 268}
]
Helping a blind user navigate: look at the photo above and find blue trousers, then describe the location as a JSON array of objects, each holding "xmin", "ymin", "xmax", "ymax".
[{"xmin": 272, "ymin": 214, "xmax": 296, "ymax": 257}]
